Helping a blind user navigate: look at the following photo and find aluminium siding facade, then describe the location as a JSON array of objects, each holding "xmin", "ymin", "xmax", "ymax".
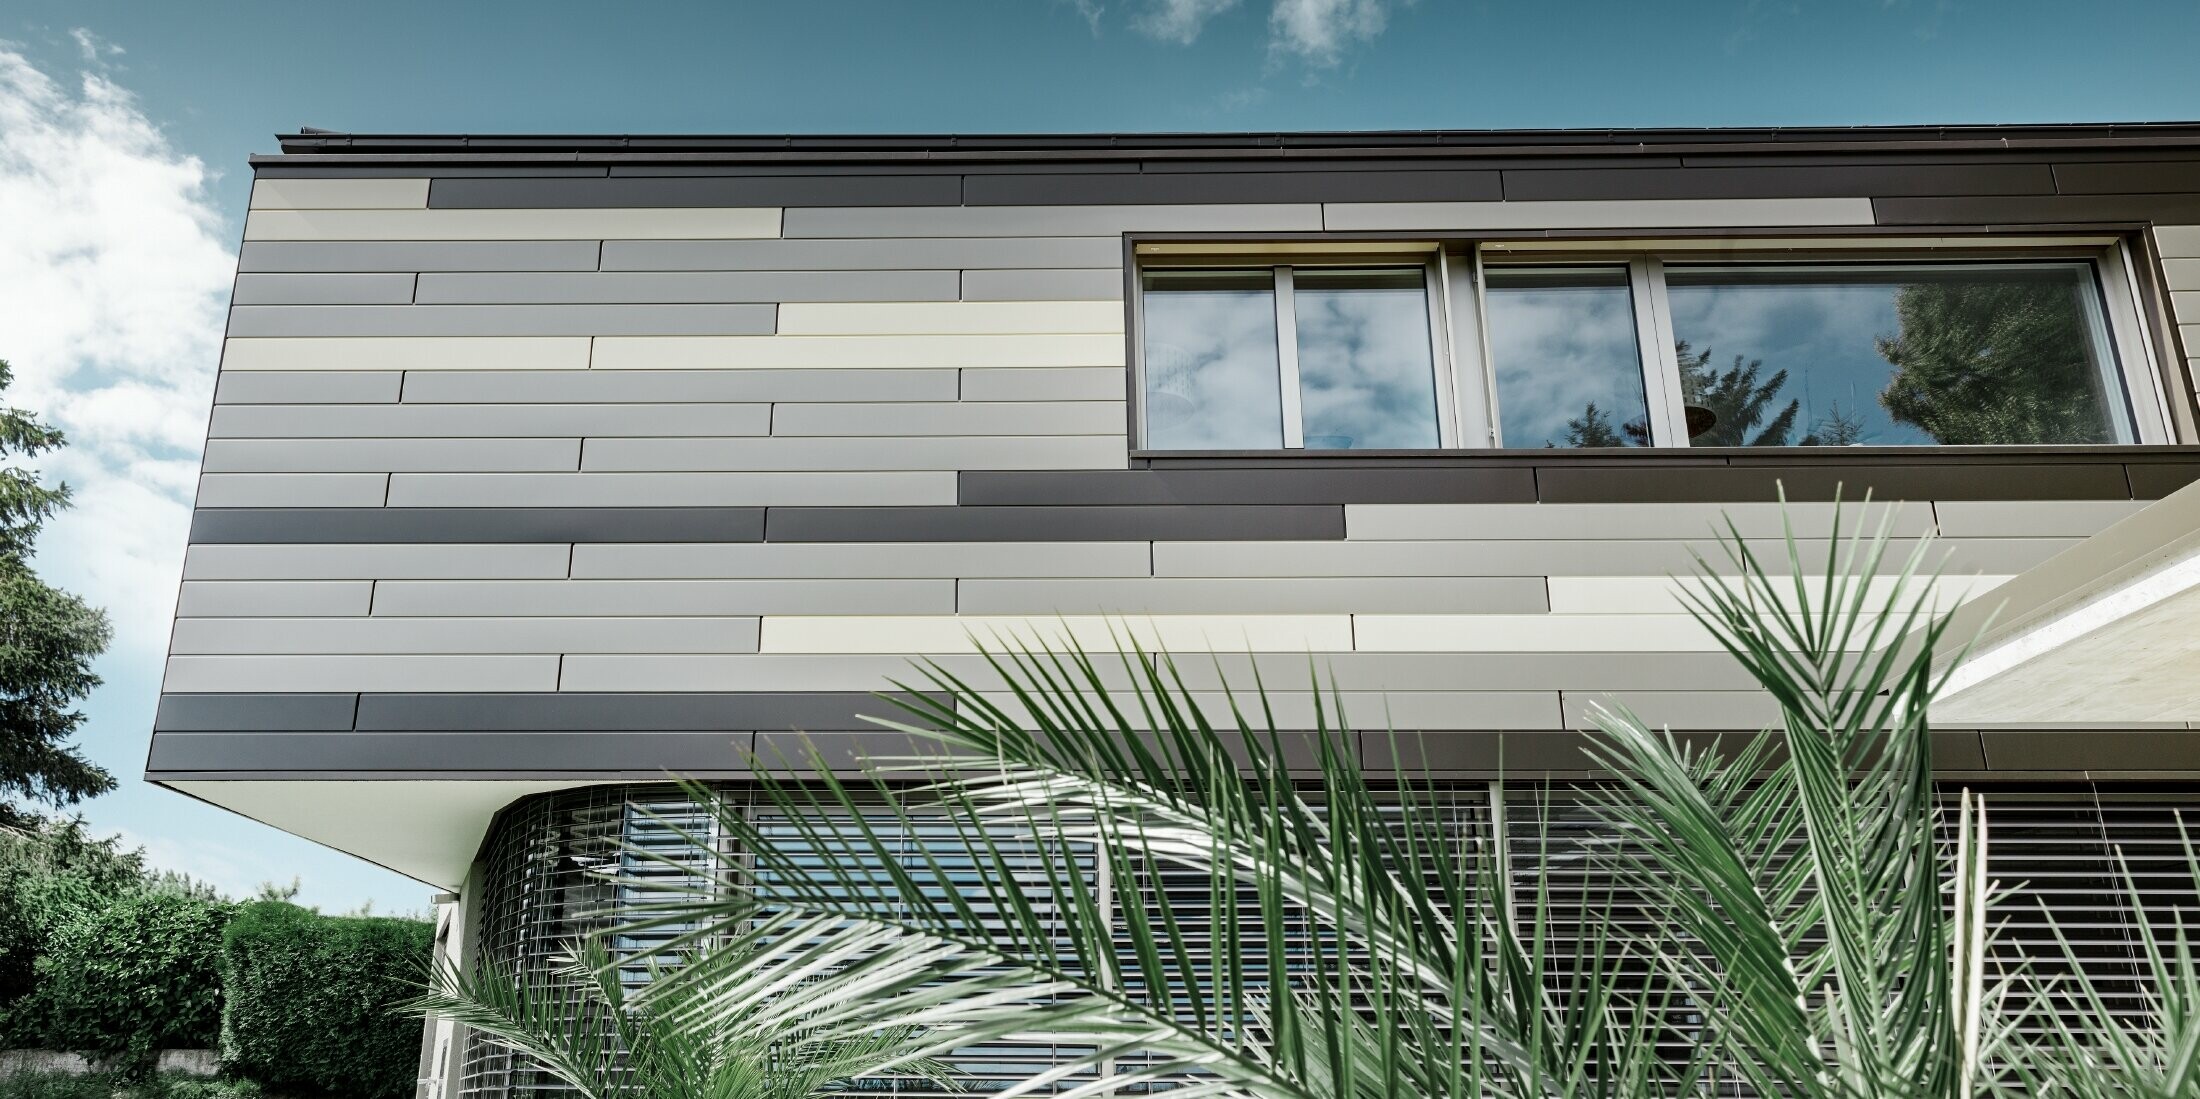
[{"xmin": 147, "ymin": 124, "xmax": 2200, "ymax": 1095}]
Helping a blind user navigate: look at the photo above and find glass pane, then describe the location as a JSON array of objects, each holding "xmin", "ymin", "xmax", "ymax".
[
  {"xmin": 1663, "ymin": 263, "xmax": 2128, "ymax": 447},
  {"xmin": 1140, "ymin": 268, "xmax": 1284, "ymax": 449},
  {"xmin": 1483, "ymin": 267, "xmax": 1651, "ymax": 448},
  {"xmin": 1291, "ymin": 267, "xmax": 1441, "ymax": 449}
]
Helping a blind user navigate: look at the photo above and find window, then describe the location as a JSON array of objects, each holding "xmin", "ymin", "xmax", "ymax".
[
  {"xmin": 1134, "ymin": 245, "xmax": 2161, "ymax": 451},
  {"xmin": 1139, "ymin": 262, "xmax": 1447, "ymax": 450}
]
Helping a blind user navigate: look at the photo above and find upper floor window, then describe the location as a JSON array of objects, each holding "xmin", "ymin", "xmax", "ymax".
[{"xmin": 1134, "ymin": 244, "xmax": 2163, "ymax": 451}]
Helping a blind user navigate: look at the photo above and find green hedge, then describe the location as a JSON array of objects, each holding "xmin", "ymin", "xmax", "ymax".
[
  {"xmin": 29, "ymin": 890, "xmax": 231, "ymax": 1072},
  {"xmin": 218, "ymin": 901, "xmax": 431, "ymax": 1099}
]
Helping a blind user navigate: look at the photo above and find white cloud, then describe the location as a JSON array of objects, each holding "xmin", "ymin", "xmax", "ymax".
[
  {"xmin": 68, "ymin": 28, "xmax": 122, "ymax": 66},
  {"xmin": 1132, "ymin": 0, "xmax": 1244, "ymax": 44},
  {"xmin": 1061, "ymin": 0, "xmax": 1108, "ymax": 34},
  {"xmin": 1268, "ymin": 0, "xmax": 1394, "ymax": 66},
  {"xmin": 0, "ymin": 41, "xmax": 231, "ymax": 661}
]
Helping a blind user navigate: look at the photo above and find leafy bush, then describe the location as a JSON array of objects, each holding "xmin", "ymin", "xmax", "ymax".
[
  {"xmin": 28, "ymin": 890, "xmax": 230, "ymax": 1073},
  {"xmin": 0, "ymin": 818, "xmax": 148, "ymax": 1043},
  {"xmin": 0, "ymin": 1073, "xmax": 260, "ymax": 1099},
  {"xmin": 220, "ymin": 901, "xmax": 430, "ymax": 1099}
]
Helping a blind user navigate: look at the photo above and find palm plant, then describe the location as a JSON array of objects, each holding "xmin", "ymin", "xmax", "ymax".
[
  {"xmin": 594, "ymin": 496, "xmax": 2195, "ymax": 1097},
  {"xmin": 414, "ymin": 911, "xmax": 971, "ymax": 1099}
]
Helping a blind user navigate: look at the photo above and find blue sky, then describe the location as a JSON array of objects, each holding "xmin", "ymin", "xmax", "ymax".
[{"xmin": 1, "ymin": 0, "xmax": 2197, "ymax": 912}]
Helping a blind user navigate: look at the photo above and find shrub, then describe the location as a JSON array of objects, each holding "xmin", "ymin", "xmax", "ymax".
[
  {"xmin": 0, "ymin": 818, "xmax": 150, "ymax": 1043},
  {"xmin": 0, "ymin": 1073, "xmax": 261, "ymax": 1099},
  {"xmin": 29, "ymin": 890, "xmax": 229, "ymax": 1074},
  {"xmin": 219, "ymin": 901, "xmax": 430, "ymax": 1099}
]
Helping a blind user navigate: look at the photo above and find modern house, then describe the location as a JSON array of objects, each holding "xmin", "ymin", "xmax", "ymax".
[{"xmin": 152, "ymin": 124, "xmax": 2200, "ymax": 1097}]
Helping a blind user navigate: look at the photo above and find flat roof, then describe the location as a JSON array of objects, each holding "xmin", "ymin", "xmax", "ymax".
[{"xmin": 262, "ymin": 122, "xmax": 2200, "ymax": 165}]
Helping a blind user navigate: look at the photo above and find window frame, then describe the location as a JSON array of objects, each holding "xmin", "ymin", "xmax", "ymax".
[
  {"xmin": 1132, "ymin": 238, "xmax": 2175, "ymax": 453},
  {"xmin": 1129, "ymin": 251, "xmax": 1462, "ymax": 451}
]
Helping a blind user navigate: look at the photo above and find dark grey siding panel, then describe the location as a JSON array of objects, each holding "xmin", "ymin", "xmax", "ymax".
[
  {"xmin": 429, "ymin": 175, "xmax": 963, "ymax": 207},
  {"xmin": 2129, "ymin": 461, "xmax": 2200, "ymax": 498},
  {"xmin": 1873, "ymin": 194, "xmax": 2200, "ymax": 224},
  {"xmin": 600, "ymin": 237, "xmax": 1123, "ymax": 271},
  {"xmin": 154, "ymin": 693, "xmax": 357, "ymax": 731},
  {"xmin": 225, "ymin": 304, "xmax": 776, "ymax": 338},
  {"xmin": 961, "ymin": 468, "xmax": 1537, "ymax": 506},
  {"xmin": 237, "ymin": 241, "xmax": 602, "ymax": 273},
  {"xmin": 1365, "ymin": 729, "xmax": 1995, "ymax": 773},
  {"xmin": 1500, "ymin": 163, "xmax": 2056, "ymax": 201},
  {"xmin": 1532, "ymin": 462, "xmax": 2135, "ymax": 502},
  {"xmin": 2052, "ymin": 160, "xmax": 2200, "ymax": 194},
  {"xmin": 145, "ymin": 731, "xmax": 760, "ymax": 774},
  {"xmin": 765, "ymin": 505, "xmax": 1345, "ymax": 542},
  {"xmin": 963, "ymin": 170, "xmax": 1502, "ymax": 205},
  {"xmin": 188, "ymin": 507, "xmax": 765, "ymax": 544},
  {"xmin": 252, "ymin": 165, "xmax": 612, "ymax": 178},
  {"xmin": 354, "ymin": 691, "xmax": 927, "ymax": 731},
  {"xmin": 1980, "ymin": 730, "xmax": 2200, "ymax": 771}
]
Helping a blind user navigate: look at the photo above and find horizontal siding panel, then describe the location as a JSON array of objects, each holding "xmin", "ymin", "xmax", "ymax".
[
  {"xmin": 775, "ymin": 300, "xmax": 1123, "ymax": 335},
  {"xmin": 569, "ymin": 541, "xmax": 1152, "ymax": 579},
  {"xmin": 975, "ymin": 689, "xmax": 1561, "ymax": 731},
  {"xmin": 162, "ymin": 655, "xmax": 559, "ymax": 693},
  {"xmin": 415, "ymin": 270, "xmax": 960, "ymax": 305},
  {"xmin": 222, "ymin": 337, "xmax": 590, "ymax": 371},
  {"xmin": 195, "ymin": 474, "xmax": 387, "ymax": 508},
  {"xmin": 767, "ymin": 504, "xmax": 1341, "ymax": 542},
  {"xmin": 216, "ymin": 371, "xmax": 402, "ymax": 404},
  {"xmin": 600, "ymin": 236, "xmax": 1123, "ymax": 271},
  {"xmin": 209, "ymin": 403, "xmax": 769, "ymax": 439},
  {"xmin": 1354, "ymin": 614, "xmax": 1724, "ymax": 652},
  {"xmin": 1560, "ymin": 690, "xmax": 1780, "ymax": 731},
  {"xmin": 400, "ymin": 368, "xmax": 958, "ymax": 404},
  {"xmin": 1323, "ymin": 197, "xmax": 1876, "ymax": 231},
  {"xmin": 2154, "ymin": 226, "xmax": 2200, "ymax": 258},
  {"xmin": 384, "ymin": 471, "xmax": 956, "ymax": 507},
  {"xmin": 592, "ymin": 333, "xmax": 1125, "ymax": 369},
  {"xmin": 169, "ymin": 616, "xmax": 762, "ymax": 655},
  {"xmin": 249, "ymin": 178, "xmax": 428, "ymax": 209},
  {"xmin": 1157, "ymin": 538, "xmax": 2065, "ymax": 577},
  {"xmin": 370, "ymin": 579, "xmax": 953, "ymax": 617},
  {"xmin": 428, "ymin": 174, "xmax": 962, "ymax": 209},
  {"xmin": 768, "ymin": 400, "xmax": 1123, "ymax": 437},
  {"xmin": 200, "ymin": 438, "xmax": 580, "ymax": 473},
  {"xmin": 956, "ymin": 576, "xmax": 1547, "ymax": 615},
  {"xmin": 1345, "ymin": 501, "xmax": 1936, "ymax": 540},
  {"xmin": 2165, "ymin": 258, "xmax": 2200, "ymax": 292},
  {"xmin": 232, "ymin": 274, "xmax": 417, "ymax": 305},
  {"xmin": 188, "ymin": 507, "xmax": 763, "ymax": 545},
  {"xmin": 1932, "ymin": 499, "xmax": 2147, "ymax": 538},
  {"xmin": 1543, "ymin": 574, "xmax": 2008, "ymax": 615},
  {"xmin": 555, "ymin": 650, "xmax": 1758, "ymax": 693},
  {"xmin": 183, "ymin": 543, "xmax": 572, "ymax": 581},
  {"xmin": 958, "ymin": 367, "xmax": 1127, "ymax": 402},
  {"xmin": 237, "ymin": 240, "xmax": 601, "ymax": 273},
  {"xmin": 581, "ymin": 435, "xmax": 1126, "ymax": 471},
  {"xmin": 962, "ymin": 269, "xmax": 1126, "ymax": 301},
  {"xmin": 242, "ymin": 207, "xmax": 781, "ymax": 240},
  {"xmin": 175, "ymin": 581, "xmax": 375, "ymax": 617},
  {"xmin": 781, "ymin": 203, "xmax": 1323, "ymax": 238},
  {"xmin": 758, "ymin": 613, "xmax": 1355, "ymax": 653},
  {"xmin": 226, "ymin": 303, "xmax": 776, "ymax": 338}
]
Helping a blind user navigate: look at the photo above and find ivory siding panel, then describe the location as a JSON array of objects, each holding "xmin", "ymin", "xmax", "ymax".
[
  {"xmin": 1353, "ymin": 614, "xmax": 1726, "ymax": 652},
  {"xmin": 162, "ymin": 655, "xmax": 559, "ymax": 693},
  {"xmin": 1158, "ymin": 538, "xmax": 2069, "ymax": 577},
  {"xmin": 383, "ymin": 471, "xmax": 956, "ymax": 507},
  {"xmin": 242, "ymin": 207, "xmax": 782, "ymax": 240},
  {"xmin": 208, "ymin": 403, "xmax": 770, "ymax": 439},
  {"xmin": 1931, "ymin": 500, "xmax": 2148, "ymax": 538},
  {"xmin": 592, "ymin": 334, "xmax": 1126, "ymax": 369},
  {"xmin": 767, "ymin": 401, "xmax": 1123, "ymax": 437},
  {"xmin": 369, "ymin": 579, "xmax": 954, "ymax": 617},
  {"xmin": 581, "ymin": 435, "xmax": 1126, "ymax": 472},
  {"xmin": 201, "ymin": 438, "xmax": 580, "ymax": 473},
  {"xmin": 600, "ymin": 236, "xmax": 1124, "ymax": 270},
  {"xmin": 570, "ymin": 541, "xmax": 1152, "ymax": 579},
  {"xmin": 215, "ymin": 371, "xmax": 403, "ymax": 404},
  {"xmin": 1543, "ymin": 575, "xmax": 2010, "ymax": 615},
  {"xmin": 775, "ymin": 300, "xmax": 1123, "ymax": 335},
  {"xmin": 169, "ymin": 617, "xmax": 763, "ymax": 655},
  {"xmin": 221, "ymin": 337, "xmax": 591, "ymax": 371},
  {"xmin": 182, "ymin": 544, "xmax": 572, "ymax": 581},
  {"xmin": 174, "ymin": 581, "xmax": 375, "ymax": 618},
  {"xmin": 249, "ymin": 178, "xmax": 429, "ymax": 209},
  {"xmin": 400, "ymin": 368, "xmax": 958, "ymax": 404},
  {"xmin": 2158, "ymin": 258, "xmax": 2200, "ymax": 291}
]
